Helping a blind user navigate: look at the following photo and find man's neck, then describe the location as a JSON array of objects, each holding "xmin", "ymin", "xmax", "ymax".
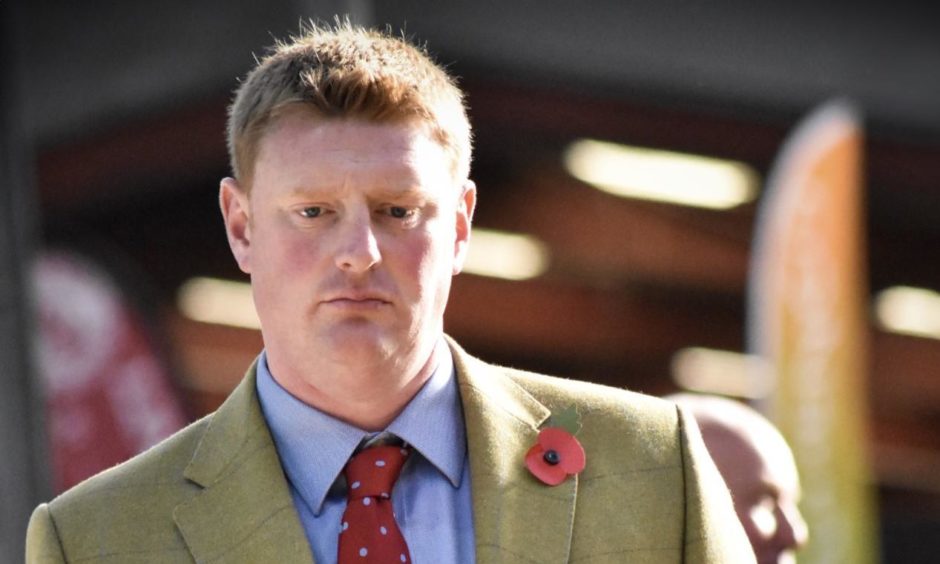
[{"xmin": 265, "ymin": 339, "xmax": 443, "ymax": 431}]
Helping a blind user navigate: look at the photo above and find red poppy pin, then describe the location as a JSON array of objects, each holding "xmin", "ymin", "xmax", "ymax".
[{"xmin": 525, "ymin": 406, "xmax": 586, "ymax": 486}]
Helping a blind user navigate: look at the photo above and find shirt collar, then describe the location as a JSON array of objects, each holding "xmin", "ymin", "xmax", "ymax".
[{"xmin": 255, "ymin": 339, "xmax": 466, "ymax": 516}]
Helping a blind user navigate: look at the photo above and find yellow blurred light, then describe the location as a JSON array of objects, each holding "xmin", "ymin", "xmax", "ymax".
[
  {"xmin": 463, "ymin": 228, "xmax": 550, "ymax": 281},
  {"xmin": 672, "ymin": 347, "xmax": 774, "ymax": 400},
  {"xmin": 177, "ymin": 277, "xmax": 260, "ymax": 329},
  {"xmin": 875, "ymin": 286, "xmax": 940, "ymax": 339},
  {"xmin": 564, "ymin": 138, "xmax": 759, "ymax": 210}
]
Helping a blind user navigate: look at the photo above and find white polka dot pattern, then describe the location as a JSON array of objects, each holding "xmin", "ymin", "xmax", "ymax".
[{"xmin": 337, "ymin": 445, "xmax": 412, "ymax": 563}]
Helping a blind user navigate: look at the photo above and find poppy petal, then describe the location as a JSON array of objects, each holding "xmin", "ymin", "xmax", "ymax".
[
  {"xmin": 525, "ymin": 443, "xmax": 568, "ymax": 486},
  {"xmin": 538, "ymin": 427, "xmax": 586, "ymax": 474}
]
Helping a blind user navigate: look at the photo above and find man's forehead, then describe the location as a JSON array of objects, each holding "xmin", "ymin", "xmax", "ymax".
[
  {"xmin": 705, "ymin": 421, "xmax": 801, "ymax": 495},
  {"xmin": 259, "ymin": 114, "xmax": 442, "ymax": 166},
  {"xmin": 248, "ymin": 113, "xmax": 459, "ymax": 200}
]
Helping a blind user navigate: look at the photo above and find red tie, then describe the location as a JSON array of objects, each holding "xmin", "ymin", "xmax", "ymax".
[{"xmin": 338, "ymin": 445, "xmax": 413, "ymax": 563}]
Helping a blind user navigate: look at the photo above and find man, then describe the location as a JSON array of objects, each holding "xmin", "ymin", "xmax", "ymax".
[
  {"xmin": 670, "ymin": 394, "xmax": 809, "ymax": 564},
  {"xmin": 27, "ymin": 23, "xmax": 754, "ymax": 563}
]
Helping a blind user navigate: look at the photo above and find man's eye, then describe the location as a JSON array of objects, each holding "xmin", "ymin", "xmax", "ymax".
[
  {"xmin": 389, "ymin": 206, "xmax": 413, "ymax": 219},
  {"xmin": 749, "ymin": 496, "xmax": 779, "ymax": 538},
  {"xmin": 300, "ymin": 207, "xmax": 323, "ymax": 218}
]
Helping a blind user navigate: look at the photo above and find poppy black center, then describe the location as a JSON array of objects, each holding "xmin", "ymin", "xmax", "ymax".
[{"xmin": 543, "ymin": 449, "xmax": 560, "ymax": 465}]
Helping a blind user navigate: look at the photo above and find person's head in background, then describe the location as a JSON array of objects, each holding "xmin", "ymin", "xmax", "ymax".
[{"xmin": 669, "ymin": 393, "xmax": 809, "ymax": 564}]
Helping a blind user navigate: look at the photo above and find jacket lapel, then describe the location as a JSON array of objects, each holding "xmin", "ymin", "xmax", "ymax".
[
  {"xmin": 173, "ymin": 365, "xmax": 314, "ymax": 563},
  {"xmin": 450, "ymin": 340, "xmax": 579, "ymax": 564}
]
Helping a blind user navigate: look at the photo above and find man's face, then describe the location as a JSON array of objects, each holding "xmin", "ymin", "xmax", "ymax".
[
  {"xmin": 705, "ymin": 426, "xmax": 809, "ymax": 564},
  {"xmin": 220, "ymin": 110, "xmax": 474, "ymax": 390}
]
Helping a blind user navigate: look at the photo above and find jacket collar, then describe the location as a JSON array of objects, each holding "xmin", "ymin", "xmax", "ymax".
[{"xmin": 173, "ymin": 362, "xmax": 315, "ymax": 563}]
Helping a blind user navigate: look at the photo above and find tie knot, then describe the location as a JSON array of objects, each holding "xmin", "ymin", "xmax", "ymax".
[{"xmin": 343, "ymin": 445, "xmax": 411, "ymax": 500}]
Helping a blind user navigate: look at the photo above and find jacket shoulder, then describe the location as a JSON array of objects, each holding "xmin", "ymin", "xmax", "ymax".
[
  {"xmin": 39, "ymin": 415, "xmax": 213, "ymax": 560},
  {"xmin": 52, "ymin": 414, "xmax": 210, "ymax": 505},
  {"xmin": 504, "ymin": 367, "xmax": 680, "ymax": 436}
]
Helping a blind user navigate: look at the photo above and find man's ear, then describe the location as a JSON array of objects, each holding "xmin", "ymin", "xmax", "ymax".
[
  {"xmin": 219, "ymin": 177, "xmax": 252, "ymax": 274},
  {"xmin": 452, "ymin": 179, "xmax": 477, "ymax": 275}
]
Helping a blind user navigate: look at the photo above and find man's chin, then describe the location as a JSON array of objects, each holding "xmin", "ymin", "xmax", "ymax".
[
  {"xmin": 757, "ymin": 550, "xmax": 796, "ymax": 564},
  {"xmin": 324, "ymin": 325, "xmax": 395, "ymax": 357}
]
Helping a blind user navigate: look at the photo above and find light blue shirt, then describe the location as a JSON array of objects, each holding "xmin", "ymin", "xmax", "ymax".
[{"xmin": 256, "ymin": 343, "xmax": 476, "ymax": 564}]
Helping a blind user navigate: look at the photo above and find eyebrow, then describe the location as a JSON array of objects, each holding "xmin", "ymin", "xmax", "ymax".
[{"xmin": 762, "ymin": 482, "xmax": 782, "ymax": 496}]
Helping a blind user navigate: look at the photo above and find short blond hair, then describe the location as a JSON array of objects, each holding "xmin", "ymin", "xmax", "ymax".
[{"xmin": 227, "ymin": 21, "xmax": 472, "ymax": 187}]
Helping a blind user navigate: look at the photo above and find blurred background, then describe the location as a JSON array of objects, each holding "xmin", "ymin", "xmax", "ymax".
[{"xmin": 3, "ymin": 1, "xmax": 939, "ymax": 561}]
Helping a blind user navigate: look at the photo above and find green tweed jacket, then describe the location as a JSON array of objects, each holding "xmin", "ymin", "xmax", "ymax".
[{"xmin": 26, "ymin": 339, "xmax": 754, "ymax": 563}]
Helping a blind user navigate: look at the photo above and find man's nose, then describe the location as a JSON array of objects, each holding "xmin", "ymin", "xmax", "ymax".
[
  {"xmin": 334, "ymin": 213, "xmax": 381, "ymax": 273},
  {"xmin": 775, "ymin": 502, "xmax": 809, "ymax": 551}
]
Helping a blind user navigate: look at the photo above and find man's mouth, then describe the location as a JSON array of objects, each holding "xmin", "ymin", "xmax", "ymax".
[{"xmin": 322, "ymin": 291, "xmax": 392, "ymax": 309}]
